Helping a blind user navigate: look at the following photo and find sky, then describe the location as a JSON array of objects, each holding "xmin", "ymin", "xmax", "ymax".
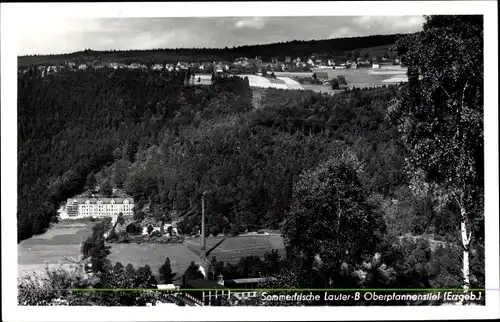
[{"xmin": 18, "ymin": 16, "xmax": 425, "ymax": 55}]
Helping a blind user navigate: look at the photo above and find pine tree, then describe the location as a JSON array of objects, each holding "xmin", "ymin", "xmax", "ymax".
[{"xmin": 159, "ymin": 257, "xmax": 174, "ymax": 284}]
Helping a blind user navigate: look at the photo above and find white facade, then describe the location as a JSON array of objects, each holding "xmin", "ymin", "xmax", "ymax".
[{"xmin": 63, "ymin": 197, "xmax": 134, "ymax": 219}]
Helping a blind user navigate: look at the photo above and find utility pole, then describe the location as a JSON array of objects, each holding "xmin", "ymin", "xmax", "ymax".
[{"xmin": 201, "ymin": 191, "xmax": 207, "ymax": 250}]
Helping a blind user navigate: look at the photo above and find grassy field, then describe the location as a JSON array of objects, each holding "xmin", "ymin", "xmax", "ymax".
[
  {"xmin": 196, "ymin": 68, "xmax": 407, "ymax": 92},
  {"xmin": 185, "ymin": 235, "xmax": 286, "ymax": 263},
  {"xmin": 18, "ymin": 220, "xmax": 95, "ymax": 277},
  {"xmin": 18, "ymin": 220, "xmax": 285, "ymax": 279},
  {"xmin": 276, "ymin": 66, "xmax": 408, "ymax": 89}
]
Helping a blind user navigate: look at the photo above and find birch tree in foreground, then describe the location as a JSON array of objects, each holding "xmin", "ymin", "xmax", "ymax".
[{"xmin": 393, "ymin": 15, "xmax": 484, "ymax": 298}]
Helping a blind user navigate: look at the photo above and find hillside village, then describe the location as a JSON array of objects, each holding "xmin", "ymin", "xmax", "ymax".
[{"xmin": 19, "ymin": 53, "xmax": 402, "ymax": 78}]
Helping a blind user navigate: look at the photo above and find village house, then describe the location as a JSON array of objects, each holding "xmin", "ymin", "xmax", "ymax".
[
  {"xmin": 140, "ymin": 221, "xmax": 179, "ymax": 236},
  {"xmin": 107, "ymin": 62, "xmax": 124, "ymax": 69},
  {"xmin": 271, "ymin": 57, "xmax": 279, "ymax": 64},
  {"xmin": 151, "ymin": 64, "xmax": 163, "ymax": 71},
  {"xmin": 284, "ymin": 56, "xmax": 291, "ymax": 63},
  {"xmin": 307, "ymin": 58, "xmax": 315, "ymax": 66},
  {"xmin": 45, "ymin": 66, "xmax": 59, "ymax": 74},
  {"xmin": 176, "ymin": 62, "xmax": 190, "ymax": 70},
  {"xmin": 61, "ymin": 197, "xmax": 134, "ymax": 220},
  {"xmin": 314, "ymin": 71, "xmax": 329, "ymax": 82},
  {"xmin": 214, "ymin": 64, "xmax": 224, "ymax": 73},
  {"xmin": 128, "ymin": 63, "xmax": 146, "ymax": 69},
  {"xmin": 165, "ymin": 63, "xmax": 175, "ymax": 72},
  {"xmin": 296, "ymin": 61, "xmax": 307, "ymax": 68},
  {"xmin": 78, "ymin": 64, "xmax": 87, "ymax": 71},
  {"xmin": 356, "ymin": 57, "xmax": 371, "ymax": 65},
  {"xmin": 198, "ymin": 62, "xmax": 212, "ymax": 71},
  {"xmin": 234, "ymin": 57, "xmax": 249, "ymax": 67}
]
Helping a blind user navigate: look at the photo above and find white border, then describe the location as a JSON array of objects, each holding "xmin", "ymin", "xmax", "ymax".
[{"xmin": 2, "ymin": 1, "xmax": 499, "ymax": 321}]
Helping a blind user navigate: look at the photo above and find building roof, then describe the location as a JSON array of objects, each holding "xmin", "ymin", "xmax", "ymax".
[
  {"xmin": 225, "ymin": 277, "xmax": 275, "ymax": 284},
  {"xmin": 67, "ymin": 197, "xmax": 134, "ymax": 205},
  {"xmin": 185, "ymin": 279, "xmax": 227, "ymax": 289},
  {"xmin": 157, "ymin": 284, "xmax": 178, "ymax": 290}
]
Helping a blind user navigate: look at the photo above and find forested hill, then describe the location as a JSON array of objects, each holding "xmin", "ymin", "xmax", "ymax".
[
  {"xmin": 18, "ymin": 34, "xmax": 400, "ymax": 67},
  {"xmin": 18, "ymin": 65, "xmax": 408, "ymax": 242}
]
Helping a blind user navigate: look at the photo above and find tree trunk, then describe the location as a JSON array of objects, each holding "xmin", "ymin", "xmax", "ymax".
[{"xmin": 459, "ymin": 202, "xmax": 472, "ymax": 305}]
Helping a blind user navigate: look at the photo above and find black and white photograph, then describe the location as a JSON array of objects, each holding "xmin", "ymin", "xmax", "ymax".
[{"xmin": 1, "ymin": 1, "xmax": 498, "ymax": 321}]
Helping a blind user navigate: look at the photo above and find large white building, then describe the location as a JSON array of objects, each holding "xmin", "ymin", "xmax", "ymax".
[{"xmin": 60, "ymin": 197, "xmax": 134, "ymax": 220}]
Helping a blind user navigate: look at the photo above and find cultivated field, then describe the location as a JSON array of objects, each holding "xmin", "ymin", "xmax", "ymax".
[
  {"xmin": 185, "ymin": 235, "xmax": 286, "ymax": 263},
  {"xmin": 18, "ymin": 220, "xmax": 95, "ymax": 277},
  {"xmin": 278, "ymin": 65, "xmax": 408, "ymax": 89},
  {"xmin": 196, "ymin": 67, "xmax": 407, "ymax": 93}
]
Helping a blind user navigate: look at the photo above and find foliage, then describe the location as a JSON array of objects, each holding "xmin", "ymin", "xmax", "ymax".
[
  {"xmin": 160, "ymin": 257, "xmax": 175, "ymax": 284},
  {"xmin": 393, "ymin": 15, "xmax": 484, "ymax": 240},
  {"xmin": 101, "ymin": 180, "xmax": 113, "ymax": 197},
  {"xmin": 79, "ymin": 218, "xmax": 113, "ymax": 274},
  {"xmin": 282, "ymin": 154, "xmax": 386, "ymax": 287},
  {"xmin": 331, "ymin": 76, "xmax": 348, "ymax": 89},
  {"xmin": 184, "ymin": 261, "xmax": 204, "ymax": 280},
  {"xmin": 293, "ymin": 76, "xmax": 322, "ymax": 85},
  {"xmin": 394, "ymin": 15, "xmax": 484, "ymax": 290}
]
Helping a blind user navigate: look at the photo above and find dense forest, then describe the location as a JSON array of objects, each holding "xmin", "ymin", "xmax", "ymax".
[
  {"xmin": 18, "ymin": 34, "xmax": 399, "ymax": 67},
  {"xmin": 18, "ymin": 15, "xmax": 484, "ymax": 306}
]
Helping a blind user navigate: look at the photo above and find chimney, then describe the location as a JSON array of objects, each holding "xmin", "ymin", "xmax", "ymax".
[{"xmin": 217, "ymin": 274, "xmax": 224, "ymax": 286}]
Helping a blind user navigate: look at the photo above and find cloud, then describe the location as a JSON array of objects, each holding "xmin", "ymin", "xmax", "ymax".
[
  {"xmin": 17, "ymin": 16, "xmax": 425, "ymax": 55},
  {"xmin": 352, "ymin": 16, "xmax": 425, "ymax": 34},
  {"xmin": 234, "ymin": 17, "xmax": 267, "ymax": 29}
]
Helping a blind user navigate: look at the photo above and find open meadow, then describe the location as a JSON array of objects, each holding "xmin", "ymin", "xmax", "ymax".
[
  {"xmin": 196, "ymin": 66, "xmax": 407, "ymax": 94},
  {"xmin": 185, "ymin": 235, "xmax": 286, "ymax": 263}
]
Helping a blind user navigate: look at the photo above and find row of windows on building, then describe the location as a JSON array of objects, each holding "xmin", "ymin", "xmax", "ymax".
[{"xmin": 67, "ymin": 205, "xmax": 133, "ymax": 217}]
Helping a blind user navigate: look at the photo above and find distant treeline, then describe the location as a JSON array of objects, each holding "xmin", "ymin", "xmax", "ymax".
[{"xmin": 18, "ymin": 34, "xmax": 401, "ymax": 67}]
